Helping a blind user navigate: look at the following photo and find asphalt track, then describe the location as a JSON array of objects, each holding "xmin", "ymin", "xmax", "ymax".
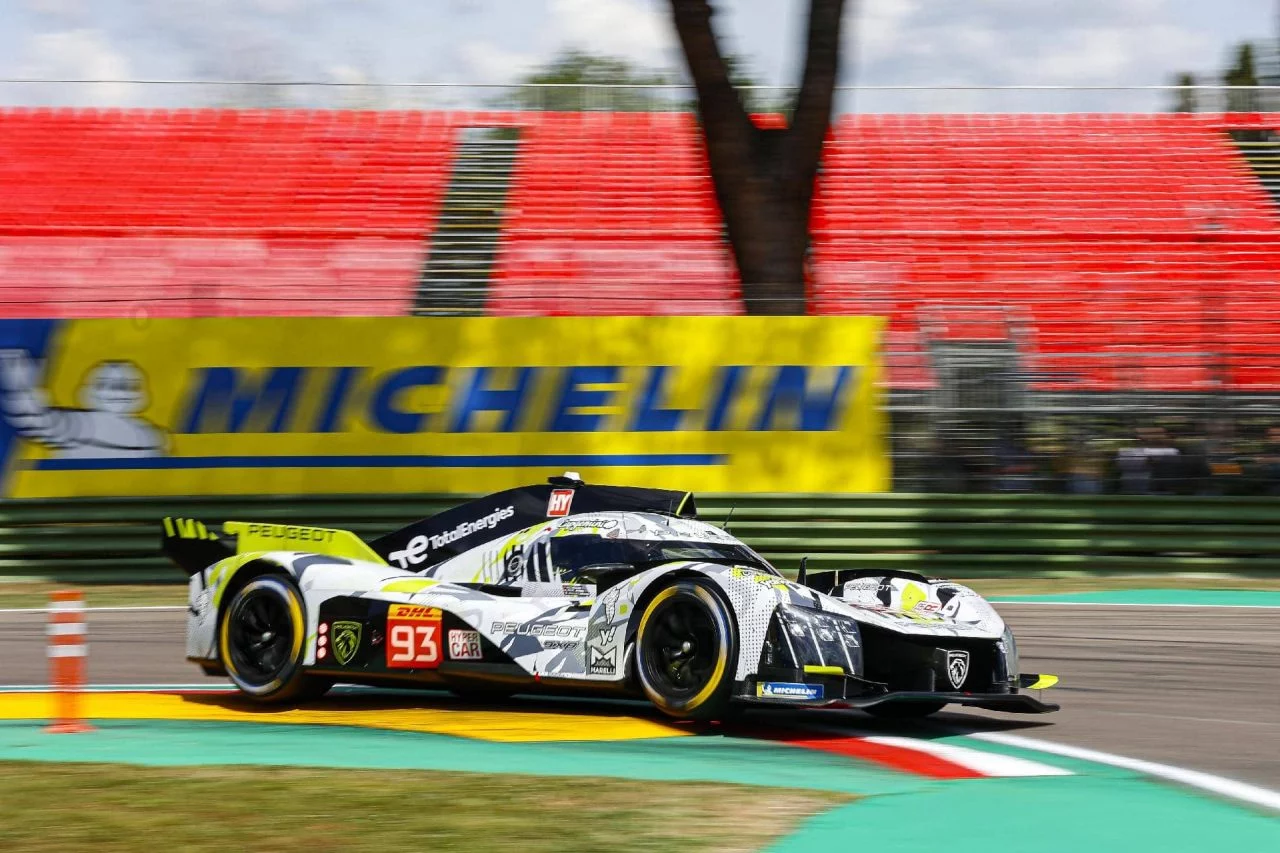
[{"xmin": 1, "ymin": 603, "xmax": 1277, "ymax": 789}]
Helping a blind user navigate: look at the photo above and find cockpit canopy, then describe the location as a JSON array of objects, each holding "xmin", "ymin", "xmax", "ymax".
[
  {"xmin": 549, "ymin": 536, "xmax": 773, "ymax": 584},
  {"xmin": 493, "ymin": 511, "xmax": 777, "ymax": 587}
]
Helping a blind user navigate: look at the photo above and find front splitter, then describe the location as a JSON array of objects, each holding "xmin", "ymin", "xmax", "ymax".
[{"xmin": 744, "ymin": 690, "xmax": 1058, "ymax": 714}]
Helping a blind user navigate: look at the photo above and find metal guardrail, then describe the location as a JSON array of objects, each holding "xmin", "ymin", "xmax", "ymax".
[{"xmin": 3, "ymin": 493, "xmax": 1280, "ymax": 583}]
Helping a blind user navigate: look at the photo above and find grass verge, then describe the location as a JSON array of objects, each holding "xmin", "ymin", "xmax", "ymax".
[
  {"xmin": 962, "ymin": 575, "xmax": 1280, "ymax": 596},
  {"xmin": 0, "ymin": 584, "xmax": 187, "ymax": 609},
  {"xmin": 0, "ymin": 761, "xmax": 848, "ymax": 853}
]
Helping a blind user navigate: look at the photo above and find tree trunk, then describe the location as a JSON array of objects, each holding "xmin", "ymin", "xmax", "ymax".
[{"xmin": 670, "ymin": 0, "xmax": 848, "ymax": 315}]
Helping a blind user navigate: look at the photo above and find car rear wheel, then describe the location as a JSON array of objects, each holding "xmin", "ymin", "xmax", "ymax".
[
  {"xmin": 635, "ymin": 579, "xmax": 737, "ymax": 721},
  {"xmin": 220, "ymin": 575, "xmax": 329, "ymax": 704},
  {"xmin": 864, "ymin": 700, "xmax": 947, "ymax": 719}
]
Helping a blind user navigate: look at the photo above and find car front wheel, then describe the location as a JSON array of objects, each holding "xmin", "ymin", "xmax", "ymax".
[{"xmin": 635, "ymin": 579, "xmax": 737, "ymax": 721}]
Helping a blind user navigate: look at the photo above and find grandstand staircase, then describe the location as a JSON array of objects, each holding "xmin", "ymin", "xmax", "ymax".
[
  {"xmin": 414, "ymin": 129, "xmax": 521, "ymax": 315},
  {"xmin": 1229, "ymin": 130, "xmax": 1280, "ymax": 207},
  {"xmin": 920, "ymin": 306, "xmax": 1031, "ymax": 449}
]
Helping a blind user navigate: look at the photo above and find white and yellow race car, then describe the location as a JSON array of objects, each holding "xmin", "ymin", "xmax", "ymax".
[{"xmin": 164, "ymin": 474, "xmax": 1058, "ymax": 720}]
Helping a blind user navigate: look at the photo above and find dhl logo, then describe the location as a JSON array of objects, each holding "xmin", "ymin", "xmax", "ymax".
[
  {"xmin": 388, "ymin": 605, "xmax": 441, "ymax": 620},
  {"xmin": 175, "ymin": 365, "xmax": 858, "ymax": 435}
]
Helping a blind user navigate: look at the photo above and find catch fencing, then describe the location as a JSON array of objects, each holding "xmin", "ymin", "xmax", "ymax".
[{"xmin": 2, "ymin": 79, "xmax": 1279, "ymax": 114}]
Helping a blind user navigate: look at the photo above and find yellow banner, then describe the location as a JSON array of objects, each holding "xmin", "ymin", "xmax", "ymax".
[{"xmin": 0, "ymin": 316, "xmax": 887, "ymax": 496}]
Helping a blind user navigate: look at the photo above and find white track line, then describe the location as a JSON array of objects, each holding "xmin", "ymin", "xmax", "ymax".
[
  {"xmin": 863, "ymin": 735, "xmax": 1072, "ymax": 777},
  {"xmin": 970, "ymin": 731, "xmax": 1280, "ymax": 813},
  {"xmin": 0, "ymin": 605, "xmax": 187, "ymax": 615}
]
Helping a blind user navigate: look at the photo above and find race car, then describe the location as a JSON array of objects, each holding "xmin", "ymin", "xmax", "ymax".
[{"xmin": 165, "ymin": 474, "xmax": 1059, "ymax": 720}]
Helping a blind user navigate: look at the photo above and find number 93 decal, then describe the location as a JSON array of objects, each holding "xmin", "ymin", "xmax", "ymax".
[{"xmin": 385, "ymin": 604, "xmax": 443, "ymax": 669}]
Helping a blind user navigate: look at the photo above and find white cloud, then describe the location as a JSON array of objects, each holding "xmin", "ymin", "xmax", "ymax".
[
  {"xmin": 18, "ymin": 29, "xmax": 135, "ymax": 105},
  {"xmin": 328, "ymin": 63, "xmax": 367, "ymax": 85},
  {"xmin": 459, "ymin": 39, "xmax": 541, "ymax": 84},
  {"xmin": 22, "ymin": 0, "xmax": 87, "ymax": 22},
  {"xmin": 856, "ymin": 0, "xmax": 918, "ymax": 54},
  {"xmin": 850, "ymin": 0, "xmax": 1218, "ymax": 108},
  {"xmin": 548, "ymin": 0, "xmax": 674, "ymax": 65}
]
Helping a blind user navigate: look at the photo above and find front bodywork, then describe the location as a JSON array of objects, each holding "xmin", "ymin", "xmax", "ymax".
[{"xmin": 173, "ymin": 491, "xmax": 1057, "ymax": 714}]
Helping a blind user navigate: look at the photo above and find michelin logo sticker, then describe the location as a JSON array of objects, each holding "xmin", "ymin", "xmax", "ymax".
[
  {"xmin": 755, "ymin": 681, "xmax": 823, "ymax": 701},
  {"xmin": 0, "ymin": 350, "xmax": 167, "ymax": 459}
]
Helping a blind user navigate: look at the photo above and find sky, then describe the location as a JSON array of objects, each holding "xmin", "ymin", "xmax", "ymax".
[{"xmin": 0, "ymin": 0, "xmax": 1276, "ymax": 109}]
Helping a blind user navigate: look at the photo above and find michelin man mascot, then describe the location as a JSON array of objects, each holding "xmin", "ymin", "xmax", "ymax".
[{"xmin": 0, "ymin": 349, "xmax": 168, "ymax": 459}]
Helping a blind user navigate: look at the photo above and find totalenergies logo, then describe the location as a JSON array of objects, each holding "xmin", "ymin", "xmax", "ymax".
[{"xmin": 175, "ymin": 365, "xmax": 858, "ymax": 435}]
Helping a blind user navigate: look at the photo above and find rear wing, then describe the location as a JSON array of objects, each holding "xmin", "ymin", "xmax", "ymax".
[
  {"xmin": 161, "ymin": 517, "xmax": 385, "ymax": 576},
  {"xmin": 161, "ymin": 517, "xmax": 232, "ymax": 576}
]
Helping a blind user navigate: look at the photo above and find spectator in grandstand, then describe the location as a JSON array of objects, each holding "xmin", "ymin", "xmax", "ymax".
[
  {"xmin": 1194, "ymin": 419, "xmax": 1241, "ymax": 496},
  {"xmin": 1064, "ymin": 440, "xmax": 1107, "ymax": 495},
  {"xmin": 921, "ymin": 434, "xmax": 971, "ymax": 493},
  {"xmin": 993, "ymin": 433, "xmax": 1036, "ymax": 492},
  {"xmin": 1177, "ymin": 439, "xmax": 1214, "ymax": 496},
  {"xmin": 1116, "ymin": 427, "xmax": 1181, "ymax": 494},
  {"xmin": 1256, "ymin": 426, "xmax": 1280, "ymax": 496}
]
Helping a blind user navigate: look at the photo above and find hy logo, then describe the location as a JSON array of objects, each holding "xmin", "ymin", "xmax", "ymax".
[
  {"xmin": 946, "ymin": 650, "xmax": 970, "ymax": 689},
  {"xmin": 332, "ymin": 621, "xmax": 362, "ymax": 665},
  {"xmin": 547, "ymin": 488, "xmax": 574, "ymax": 517}
]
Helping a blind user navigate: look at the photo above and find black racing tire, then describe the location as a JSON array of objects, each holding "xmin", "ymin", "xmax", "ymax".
[
  {"xmin": 864, "ymin": 701, "xmax": 947, "ymax": 719},
  {"xmin": 635, "ymin": 579, "xmax": 738, "ymax": 721},
  {"xmin": 219, "ymin": 574, "xmax": 329, "ymax": 704}
]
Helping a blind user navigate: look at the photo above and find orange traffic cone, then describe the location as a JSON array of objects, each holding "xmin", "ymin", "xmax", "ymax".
[{"xmin": 46, "ymin": 589, "xmax": 93, "ymax": 733}]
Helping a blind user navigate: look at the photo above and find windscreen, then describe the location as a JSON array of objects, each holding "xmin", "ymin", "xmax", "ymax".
[{"xmin": 549, "ymin": 536, "xmax": 774, "ymax": 579}]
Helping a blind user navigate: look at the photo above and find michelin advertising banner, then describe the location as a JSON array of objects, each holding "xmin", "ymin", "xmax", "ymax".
[{"xmin": 0, "ymin": 316, "xmax": 886, "ymax": 498}]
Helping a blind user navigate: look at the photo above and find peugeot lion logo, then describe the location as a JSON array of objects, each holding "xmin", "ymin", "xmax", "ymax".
[{"xmin": 946, "ymin": 650, "xmax": 970, "ymax": 690}]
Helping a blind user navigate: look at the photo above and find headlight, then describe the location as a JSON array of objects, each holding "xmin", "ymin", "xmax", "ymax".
[
  {"xmin": 768, "ymin": 605, "xmax": 862, "ymax": 676},
  {"xmin": 998, "ymin": 625, "xmax": 1020, "ymax": 684}
]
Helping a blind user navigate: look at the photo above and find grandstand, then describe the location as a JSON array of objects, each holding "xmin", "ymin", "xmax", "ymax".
[{"xmin": 1, "ymin": 106, "xmax": 1278, "ymax": 392}]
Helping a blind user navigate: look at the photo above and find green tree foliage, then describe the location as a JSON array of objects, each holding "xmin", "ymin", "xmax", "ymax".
[
  {"xmin": 504, "ymin": 48, "xmax": 774, "ymax": 113},
  {"xmin": 1224, "ymin": 42, "xmax": 1259, "ymax": 112},
  {"xmin": 506, "ymin": 49, "xmax": 679, "ymax": 111},
  {"xmin": 1170, "ymin": 72, "xmax": 1197, "ymax": 113}
]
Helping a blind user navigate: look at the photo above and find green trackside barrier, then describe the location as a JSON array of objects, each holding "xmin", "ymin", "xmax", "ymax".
[{"xmin": 2, "ymin": 493, "xmax": 1280, "ymax": 583}]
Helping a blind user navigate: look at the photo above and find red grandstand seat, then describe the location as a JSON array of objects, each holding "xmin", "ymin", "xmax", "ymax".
[
  {"xmin": 4, "ymin": 108, "xmax": 1280, "ymax": 389},
  {"xmin": 0, "ymin": 107, "xmax": 456, "ymax": 318}
]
